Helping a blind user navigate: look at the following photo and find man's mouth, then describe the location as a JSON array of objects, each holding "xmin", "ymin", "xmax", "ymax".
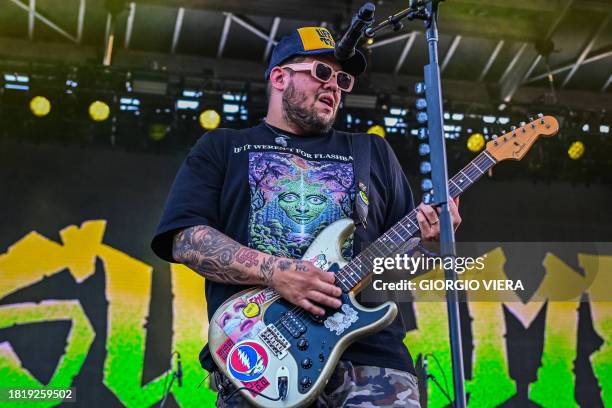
[{"xmin": 318, "ymin": 95, "xmax": 334, "ymax": 109}]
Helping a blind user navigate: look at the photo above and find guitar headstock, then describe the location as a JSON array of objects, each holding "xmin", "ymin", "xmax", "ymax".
[{"xmin": 486, "ymin": 114, "xmax": 559, "ymax": 162}]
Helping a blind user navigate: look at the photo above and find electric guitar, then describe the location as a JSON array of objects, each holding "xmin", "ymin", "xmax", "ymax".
[{"xmin": 208, "ymin": 115, "xmax": 559, "ymax": 407}]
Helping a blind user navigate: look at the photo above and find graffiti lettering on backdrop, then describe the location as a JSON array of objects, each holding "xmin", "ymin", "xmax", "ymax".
[
  {"xmin": 0, "ymin": 221, "xmax": 611, "ymax": 407},
  {"xmin": 0, "ymin": 221, "xmax": 212, "ymax": 407}
]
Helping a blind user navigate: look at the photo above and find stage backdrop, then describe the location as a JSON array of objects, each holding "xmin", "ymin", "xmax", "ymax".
[{"xmin": 1, "ymin": 137, "xmax": 611, "ymax": 408}]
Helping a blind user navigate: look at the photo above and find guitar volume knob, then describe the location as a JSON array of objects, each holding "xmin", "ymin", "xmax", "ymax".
[
  {"xmin": 300, "ymin": 376, "xmax": 312, "ymax": 388},
  {"xmin": 301, "ymin": 358, "xmax": 312, "ymax": 369},
  {"xmin": 297, "ymin": 339, "xmax": 309, "ymax": 350}
]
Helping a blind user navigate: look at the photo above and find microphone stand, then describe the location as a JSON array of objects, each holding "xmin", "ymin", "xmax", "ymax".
[{"xmin": 366, "ymin": 1, "xmax": 467, "ymax": 407}]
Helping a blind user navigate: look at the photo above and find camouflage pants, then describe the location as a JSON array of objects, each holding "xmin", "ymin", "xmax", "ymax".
[{"xmin": 215, "ymin": 360, "xmax": 421, "ymax": 407}]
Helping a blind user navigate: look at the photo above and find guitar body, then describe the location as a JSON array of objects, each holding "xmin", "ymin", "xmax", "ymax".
[{"xmin": 208, "ymin": 219, "xmax": 398, "ymax": 408}]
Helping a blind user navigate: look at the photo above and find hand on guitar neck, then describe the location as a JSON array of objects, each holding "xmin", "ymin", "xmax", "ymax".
[
  {"xmin": 172, "ymin": 225, "xmax": 342, "ymax": 317},
  {"xmin": 416, "ymin": 196, "xmax": 461, "ymax": 242}
]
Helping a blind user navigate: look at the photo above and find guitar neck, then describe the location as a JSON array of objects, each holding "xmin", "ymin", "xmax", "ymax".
[{"xmin": 336, "ymin": 150, "xmax": 498, "ymax": 293}]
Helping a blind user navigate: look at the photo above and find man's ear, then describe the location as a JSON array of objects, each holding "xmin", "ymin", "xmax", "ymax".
[{"xmin": 269, "ymin": 67, "xmax": 287, "ymax": 92}]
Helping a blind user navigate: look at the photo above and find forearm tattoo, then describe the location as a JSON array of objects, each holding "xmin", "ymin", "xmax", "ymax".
[
  {"xmin": 172, "ymin": 226, "xmax": 264, "ymax": 284},
  {"xmin": 258, "ymin": 256, "xmax": 276, "ymax": 285}
]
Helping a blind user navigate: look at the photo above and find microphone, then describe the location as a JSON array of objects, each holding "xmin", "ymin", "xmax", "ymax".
[
  {"xmin": 334, "ymin": 2, "xmax": 375, "ymax": 61},
  {"xmin": 176, "ymin": 352, "xmax": 183, "ymax": 387}
]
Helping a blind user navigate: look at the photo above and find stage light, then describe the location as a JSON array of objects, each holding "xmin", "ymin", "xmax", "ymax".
[
  {"xmin": 367, "ymin": 125, "xmax": 385, "ymax": 138},
  {"xmin": 416, "ymin": 112, "xmax": 428, "ymax": 124},
  {"xmin": 414, "ymin": 82, "xmax": 426, "ymax": 95},
  {"xmin": 418, "ymin": 143, "xmax": 430, "ymax": 156},
  {"xmin": 418, "ymin": 127, "xmax": 428, "ymax": 140},
  {"xmin": 421, "ymin": 178, "xmax": 433, "ymax": 191},
  {"xmin": 467, "ymin": 133, "xmax": 485, "ymax": 152},
  {"xmin": 420, "ymin": 161, "xmax": 432, "ymax": 174},
  {"xmin": 383, "ymin": 117, "xmax": 398, "ymax": 127},
  {"xmin": 29, "ymin": 96, "xmax": 51, "ymax": 117},
  {"xmin": 149, "ymin": 124, "xmax": 168, "ymax": 141},
  {"xmin": 176, "ymin": 100, "xmax": 199, "ymax": 110},
  {"xmin": 568, "ymin": 141, "xmax": 584, "ymax": 160},
  {"xmin": 199, "ymin": 109, "xmax": 221, "ymax": 130},
  {"xmin": 89, "ymin": 101, "xmax": 110, "ymax": 121},
  {"xmin": 415, "ymin": 98, "xmax": 427, "ymax": 110},
  {"xmin": 223, "ymin": 103, "xmax": 240, "ymax": 114}
]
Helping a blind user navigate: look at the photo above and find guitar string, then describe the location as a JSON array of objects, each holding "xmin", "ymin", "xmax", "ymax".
[
  {"xmin": 266, "ymin": 152, "xmax": 495, "ymax": 336},
  {"xmin": 267, "ymin": 157, "xmax": 493, "ymax": 339},
  {"xmin": 335, "ymin": 151, "xmax": 495, "ymax": 288},
  {"xmin": 266, "ymin": 151, "xmax": 497, "ymax": 336}
]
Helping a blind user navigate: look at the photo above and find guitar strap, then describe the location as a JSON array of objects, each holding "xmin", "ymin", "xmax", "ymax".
[{"xmin": 348, "ymin": 132, "xmax": 371, "ymax": 231}]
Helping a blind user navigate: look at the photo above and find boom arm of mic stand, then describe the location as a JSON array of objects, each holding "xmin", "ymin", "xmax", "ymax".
[{"xmin": 364, "ymin": 0, "xmax": 432, "ymax": 38}]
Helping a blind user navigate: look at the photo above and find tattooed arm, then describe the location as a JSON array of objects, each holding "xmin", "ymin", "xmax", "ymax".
[
  {"xmin": 172, "ymin": 225, "xmax": 276, "ymax": 285},
  {"xmin": 172, "ymin": 225, "xmax": 342, "ymax": 315}
]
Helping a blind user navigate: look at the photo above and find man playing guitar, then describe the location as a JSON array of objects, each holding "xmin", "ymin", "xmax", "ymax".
[{"xmin": 152, "ymin": 26, "xmax": 461, "ymax": 407}]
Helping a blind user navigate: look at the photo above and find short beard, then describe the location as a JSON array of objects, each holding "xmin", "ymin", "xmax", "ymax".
[{"xmin": 281, "ymin": 80, "xmax": 336, "ymax": 134}]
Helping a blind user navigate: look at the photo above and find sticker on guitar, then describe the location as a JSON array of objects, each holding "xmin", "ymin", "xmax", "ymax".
[
  {"xmin": 246, "ymin": 287, "xmax": 279, "ymax": 305},
  {"xmin": 215, "ymin": 298, "xmax": 266, "ymax": 342},
  {"xmin": 215, "ymin": 288, "xmax": 280, "ymax": 342},
  {"xmin": 324, "ymin": 304, "xmax": 359, "ymax": 335},
  {"xmin": 308, "ymin": 253, "xmax": 330, "ymax": 270},
  {"xmin": 227, "ymin": 340, "xmax": 269, "ymax": 382}
]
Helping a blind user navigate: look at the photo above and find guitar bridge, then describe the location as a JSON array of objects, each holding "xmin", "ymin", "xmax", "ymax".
[{"xmin": 259, "ymin": 324, "xmax": 290, "ymax": 359}]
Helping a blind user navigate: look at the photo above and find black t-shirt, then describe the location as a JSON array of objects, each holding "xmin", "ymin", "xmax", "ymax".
[{"xmin": 151, "ymin": 122, "xmax": 416, "ymax": 374}]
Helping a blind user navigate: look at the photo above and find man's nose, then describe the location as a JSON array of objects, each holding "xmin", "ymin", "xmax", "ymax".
[{"xmin": 322, "ymin": 76, "xmax": 339, "ymax": 93}]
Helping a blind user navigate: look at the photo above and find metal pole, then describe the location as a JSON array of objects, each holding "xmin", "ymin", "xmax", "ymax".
[{"xmin": 423, "ymin": 1, "xmax": 466, "ymax": 406}]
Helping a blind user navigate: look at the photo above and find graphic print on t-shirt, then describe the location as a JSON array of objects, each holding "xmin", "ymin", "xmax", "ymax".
[{"xmin": 248, "ymin": 152, "xmax": 354, "ymax": 259}]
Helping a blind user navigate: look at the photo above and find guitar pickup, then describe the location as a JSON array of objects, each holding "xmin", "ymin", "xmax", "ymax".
[
  {"xmin": 259, "ymin": 324, "xmax": 290, "ymax": 359},
  {"xmin": 280, "ymin": 311, "xmax": 307, "ymax": 338}
]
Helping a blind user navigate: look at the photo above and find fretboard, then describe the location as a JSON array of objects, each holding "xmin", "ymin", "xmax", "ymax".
[{"xmin": 335, "ymin": 150, "xmax": 497, "ymax": 293}]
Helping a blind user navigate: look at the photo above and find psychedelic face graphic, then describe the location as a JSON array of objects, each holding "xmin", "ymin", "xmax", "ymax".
[
  {"xmin": 277, "ymin": 180, "xmax": 328, "ymax": 225},
  {"xmin": 248, "ymin": 152, "xmax": 354, "ymax": 258}
]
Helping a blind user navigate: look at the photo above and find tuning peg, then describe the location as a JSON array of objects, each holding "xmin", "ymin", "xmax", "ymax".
[
  {"xmin": 537, "ymin": 113, "xmax": 544, "ymax": 118},
  {"xmin": 501, "ymin": 129, "xmax": 506, "ymax": 134},
  {"xmin": 529, "ymin": 116, "xmax": 534, "ymax": 121},
  {"xmin": 492, "ymin": 135, "xmax": 498, "ymax": 140},
  {"xmin": 520, "ymin": 121, "xmax": 526, "ymax": 126}
]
